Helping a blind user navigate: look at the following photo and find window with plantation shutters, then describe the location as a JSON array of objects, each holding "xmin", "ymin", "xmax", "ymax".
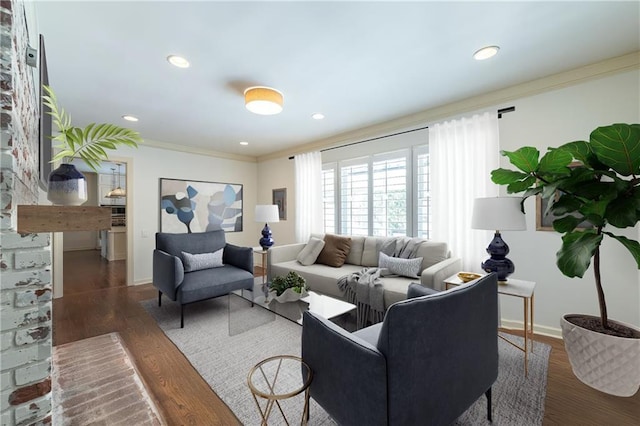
[
  {"xmin": 372, "ymin": 152, "xmax": 408, "ymax": 237},
  {"xmin": 322, "ymin": 164, "xmax": 336, "ymax": 234},
  {"xmin": 340, "ymin": 160, "xmax": 369, "ymax": 236},
  {"xmin": 320, "ymin": 136, "xmax": 429, "ymax": 238}
]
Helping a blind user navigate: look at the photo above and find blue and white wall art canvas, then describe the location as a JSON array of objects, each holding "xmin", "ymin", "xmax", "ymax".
[{"xmin": 160, "ymin": 178, "xmax": 243, "ymax": 233}]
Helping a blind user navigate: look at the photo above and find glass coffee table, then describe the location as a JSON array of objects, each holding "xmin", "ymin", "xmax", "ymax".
[{"xmin": 229, "ymin": 285, "xmax": 356, "ymax": 335}]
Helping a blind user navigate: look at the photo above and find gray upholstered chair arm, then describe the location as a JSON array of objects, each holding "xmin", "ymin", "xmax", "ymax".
[
  {"xmin": 152, "ymin": 249, "xmax": 184, "ymax": 300},
  {"xmin": 223, "ymin": 244, "xmax": 253, "ymax": 274},
  {"xmin": 302, "ymin": 311, "xmax": 388, "ymax": 426},
  {"xmin": 420, "ymin": 256, "xmax": 463, "ymax": 291}
]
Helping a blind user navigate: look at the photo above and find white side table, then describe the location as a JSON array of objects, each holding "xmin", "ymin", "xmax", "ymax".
[{"xmin": 444, "ymin": 274, "xmax": 536, "ymax": 377}]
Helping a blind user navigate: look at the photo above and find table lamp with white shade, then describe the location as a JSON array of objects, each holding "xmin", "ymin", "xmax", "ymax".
[
  {"xmin": 471, "ymin": 197, "xmax": 526, "ymax": 282},
  {"xmin": 255, "ymin": 205, "xmax": 280, "ymax": 250}
]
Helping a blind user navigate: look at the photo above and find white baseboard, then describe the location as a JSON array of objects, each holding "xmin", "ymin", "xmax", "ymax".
[
  {"xmin": 500, "ymin": 318, "xmax": 563, "ymax": 339},
  {"xmin": 133, "ymin": 278, "xmax": 152, "ymax": 286}
]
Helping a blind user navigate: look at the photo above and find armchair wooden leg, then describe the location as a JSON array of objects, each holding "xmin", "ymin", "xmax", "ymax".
[
  {"xmin": 181, "ymin": 305, "xmax": 184, "ymax": 328},
  {"xmin": 158, "ymin": 291, "xmax": 162, "ymax": 307},
  {"xmin": 485, "ymin": 387, "xmax": 492, "ymax": 422}
]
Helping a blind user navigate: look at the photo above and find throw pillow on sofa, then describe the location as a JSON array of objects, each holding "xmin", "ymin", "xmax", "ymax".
[
  {"xmin": 182, "ymin": 249, "xmax": 223, "ymax": 272},
  {"xmin": 297, "ymin": 237, "xmax": 326, "ymax": 266},
  {"xmin": 378, "ymin": 252, "xmax": 423, "ymax": 278},
  {"xmin": 316, "ymin": 234, "xmax": 352, "ymax": 267}
]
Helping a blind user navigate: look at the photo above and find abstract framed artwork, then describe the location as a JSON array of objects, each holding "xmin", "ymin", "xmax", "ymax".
[
  {"xmin": 160, "ymin": 178, "xmax": 243, "ymax": 233},
  {"xmin": 272, "ymin": 188, "xmax": 287, "ymax": 220}
]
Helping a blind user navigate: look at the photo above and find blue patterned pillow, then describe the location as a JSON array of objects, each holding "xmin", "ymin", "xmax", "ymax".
[
  {"xmin": 182, "ymin": 249, "xmax": 223, "ymax": 272},
  {"xmin": 378, "ymin": 252, "xmax": 423, "ymax": 278}
]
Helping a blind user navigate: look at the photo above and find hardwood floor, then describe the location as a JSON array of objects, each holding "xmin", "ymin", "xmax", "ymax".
[{"xmin": 55, "ymin": 250, "xmax": 639, "ymax": 425}]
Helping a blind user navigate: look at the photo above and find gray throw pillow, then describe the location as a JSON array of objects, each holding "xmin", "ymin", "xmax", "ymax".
[
  {"xmin": 297, "ymin": 237, "xmax": 326, "ymax": 266},
  {"xmin": 182, "ymin": 249, "xmax": 223, "ymax": 272},
  {"xmin": 378, "ymin": 252, "xmax": 423, "ymax": 279}
]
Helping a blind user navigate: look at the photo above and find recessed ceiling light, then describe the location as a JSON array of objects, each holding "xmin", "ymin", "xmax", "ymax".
[
  {"xmin": 473, "ymin": 45, "xmax": 500, "ymax": 61},
  {"xmin": 239, "ymin": 141, "xmax": 249, "ymax": 146},
  {"xmin": 312, "ymin": 113, "xmax": 325, "ymax": 120},
  {"xmin": 122, "ymin": 115, "xmax": 138, "ymax": 122},
  {"xmin": 167, "ymin": 55, "xmax": 190, "ymax": 68}
]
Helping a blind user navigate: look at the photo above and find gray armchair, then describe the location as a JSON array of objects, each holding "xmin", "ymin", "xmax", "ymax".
[
  {"xmin": 301, "ymin": 273, "xmax": 499, "ymax": 425},
  {"xmin": 153, "ymin": 230, "xmax": 254, "ymax": 327}
]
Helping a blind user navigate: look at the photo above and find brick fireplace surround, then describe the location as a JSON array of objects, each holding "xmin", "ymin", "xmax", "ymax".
[{"xmin": 1, "ymin": 0, "xmax": 54, "ymax": 424}]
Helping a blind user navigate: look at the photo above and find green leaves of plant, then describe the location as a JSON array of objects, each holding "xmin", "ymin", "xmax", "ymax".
[
  {"xmin": 591, "ymin": 123, "xmax": 640, "ymax": 176},
  {"xmin": 604, "ymin": 232, "xmax": 640, "ymax": 268},
  {"xmin": 501, "ymin": 147, "xmax": 539, "ymax": 173},
  {"xmin": 270, "ymin": 271, "xmax": 307, "ymax": 296},
  {"xmin": 42, "ymin": 85, "xmax": 142, "ymax": 173},
  {"xmin": 557, "ymin": 231, "xmax": 603, "ymax": 278}
]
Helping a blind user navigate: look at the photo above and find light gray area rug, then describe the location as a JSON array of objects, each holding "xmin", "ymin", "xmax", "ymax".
[{"xmin": 141, "ymin": 293, "xmax": 551, "ymax": 425}]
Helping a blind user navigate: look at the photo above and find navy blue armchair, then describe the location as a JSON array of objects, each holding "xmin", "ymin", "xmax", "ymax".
[
  {"xmin": 153, "ymin": 230, "xmax": 254, "ymax": 327},
  {"xmin": 301, "ymin": 273, "xmax": 499, "ymax": 425}
]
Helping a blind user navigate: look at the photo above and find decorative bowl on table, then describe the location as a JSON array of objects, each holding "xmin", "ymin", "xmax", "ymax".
[
  {"xmin": 457, "ymin": 272, "xmax": 483, "ymax": 283},
  {"xmin": 269, "ymin": 287, "xmax": 309, "ymax": 303},
  {"xmin": 269, "ymin": 271, "xmax": 308, "ymax": 303}
]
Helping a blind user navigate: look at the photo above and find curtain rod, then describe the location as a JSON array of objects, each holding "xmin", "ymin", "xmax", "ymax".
[{"xmin": 288, "ymin": 106, "xmax": 515, "ymax": 159}]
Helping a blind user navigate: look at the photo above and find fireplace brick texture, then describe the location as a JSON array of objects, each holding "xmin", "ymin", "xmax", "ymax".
[{"xmin": 0, "ymin": 1, "xmax": 53, "ymax": 425}]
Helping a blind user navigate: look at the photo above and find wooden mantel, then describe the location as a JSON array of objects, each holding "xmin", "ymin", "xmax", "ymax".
[{"xmin": 17, "ymin": 205, "xmax": 112, "ymax": 233}]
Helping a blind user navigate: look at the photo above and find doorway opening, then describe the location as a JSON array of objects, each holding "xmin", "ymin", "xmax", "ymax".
[{"xmin": 56, "ymin": 158, "xmax": 132, "ymax": 297}]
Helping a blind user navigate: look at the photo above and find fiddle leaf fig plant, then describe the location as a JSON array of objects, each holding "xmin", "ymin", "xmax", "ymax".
[
  {"xmin": 491, "ymin": 123, "xmax": 640, "ymax": 336},
  {"xmin": 42, "ymin": 85, "xmax": 142, "ymax": 172}
]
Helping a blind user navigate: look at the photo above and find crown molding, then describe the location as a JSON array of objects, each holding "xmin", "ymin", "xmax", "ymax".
[
  {"xmin": 257, "ymin": 51, "xmax": 640, "ymax": 163},
  {"xmin": 139, "ymin": 138, "xmax": 257, "ymax": 163}
]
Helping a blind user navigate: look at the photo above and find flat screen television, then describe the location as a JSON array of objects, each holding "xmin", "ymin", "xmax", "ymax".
[{"xmin": 39, "ymin": 34, "xmax": 52, "ymax": 190}]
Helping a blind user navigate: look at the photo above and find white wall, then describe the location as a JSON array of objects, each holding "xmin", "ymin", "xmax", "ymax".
[
  {"xmin": 111, "ymin": 144, "xmax": 259, "ymax": 284},
  {"xmin": 257, "ymin": 157, "xmax": 296, "ymax": 246},
  {"xmin": 256, "ymin": 68, "xmax": 640, "ymax": 335}
]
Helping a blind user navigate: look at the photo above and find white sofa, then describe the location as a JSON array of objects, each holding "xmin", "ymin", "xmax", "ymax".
[{"xmin": 268, "ymin": 235, "xmax": 462, "ymax": 309}]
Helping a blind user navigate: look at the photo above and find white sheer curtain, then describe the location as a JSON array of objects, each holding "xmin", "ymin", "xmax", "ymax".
[
  {"xmin": 295, "ymin": 151, "xmax": 322, "ymax": 243},
  {"xmin": 429, "ymin": 111, "xmax": 500, "ymax": 272}
]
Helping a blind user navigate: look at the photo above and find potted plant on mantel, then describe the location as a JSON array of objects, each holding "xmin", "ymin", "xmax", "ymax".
[
  {"xmin": 42, "ymin": 85, "xmax": 141, "ymax": 205},
  {"xmin": 491, "ymin": 123, "xmax": 640, "ymax": 397}
]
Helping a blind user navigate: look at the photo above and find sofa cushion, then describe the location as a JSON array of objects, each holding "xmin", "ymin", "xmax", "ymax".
[
  {"xmin": 316, "ymin": 234, "xmax": 352, "ymax": 267},
  {"xmin": 297, "ymin": 237, "xmax": 326, "ymax": 266},
  {"xmin": 181, "ymin": 249, "xmax": 223, "ymax": 272},
  {"xmin": 361, "ymin": 237, "xmax": 390, "ymax": 267},
  {"xmin": 378, "ymin": 252, "xmax": 423, "ymax": 279},
  {"xmin": 414, "ymin": 241, "xmax": 450, "ymax": 271},
  {"xmin": 271, "ymin": 261, "xmax": 363, "ymax": 299},
  {"xmin": 345, "ymin": 236, "xmax": 366, "ymax": 265}
]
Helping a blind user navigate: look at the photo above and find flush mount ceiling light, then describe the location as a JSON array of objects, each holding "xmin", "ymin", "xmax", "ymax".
[
  {"xmin": 239, "ymin": 141, "xmax": 249, "ymax": 146},
  {"xmin": 122, "ymin": 115, "xmax": 138, "ymax": 122},
  {"xmin": 244, "ymin": 86, "xmax": 283, "ymax": 115},
  {"xmin": 167, "ymin": 55, "xmax": 190, "ymax": 68},
  {"xmin": 473, "ymin": 45, "xmax": 500, "ymax": 60},
  {"xmin": 311, "ymin": 113, "xmax": 325, "ymax": 120}
]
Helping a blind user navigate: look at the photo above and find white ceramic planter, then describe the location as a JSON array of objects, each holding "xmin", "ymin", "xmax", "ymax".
[
  {"xmin": 270, "ymin": 287, "xmax": 308, "ymax": 303},
  {"xmin": 561, "ymin": 314, "xmax": 640, "ymax": 397}
]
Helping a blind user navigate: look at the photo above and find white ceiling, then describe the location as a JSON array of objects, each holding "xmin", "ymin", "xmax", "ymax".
[{"xmin": 35, "ymin": 1, "xmax": 640, "ymax": 159}]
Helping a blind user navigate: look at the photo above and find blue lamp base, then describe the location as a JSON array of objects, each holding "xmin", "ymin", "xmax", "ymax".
[
  {"xmin": 481, "ymin": 231, "xmax": 515, "ymax": 282},
  {"xmin": 259, "ymin": 223, "xmax": 274, "ymax": 250}
]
